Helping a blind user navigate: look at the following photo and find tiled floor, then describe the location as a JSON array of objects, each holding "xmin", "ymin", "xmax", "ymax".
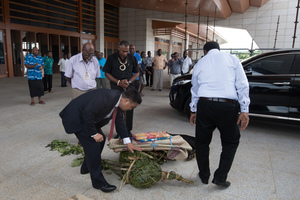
[{"xmin": 0, "ymin": 74, "xmax": 299, "ymax": 200}]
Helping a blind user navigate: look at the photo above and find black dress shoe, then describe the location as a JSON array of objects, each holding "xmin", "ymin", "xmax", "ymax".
[
  {"xmin": 198, "ymin": 173, "xmax": 208, "ymax": 184},
  {"xmin": 94, "ymin": 184, "xmax": 117, "ymax": 192},
  {"xmin": 212, "ymin": 179, "xmax": 231, "ymax": 188},
  {"xmin": 80, "ymin": 167, "xmax": 89, "ymax": 175}
]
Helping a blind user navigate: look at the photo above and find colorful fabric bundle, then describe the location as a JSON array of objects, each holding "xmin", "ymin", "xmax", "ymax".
[{"xmin": 133, "ymin": 131, "xmax": 172, "ymax": 142}]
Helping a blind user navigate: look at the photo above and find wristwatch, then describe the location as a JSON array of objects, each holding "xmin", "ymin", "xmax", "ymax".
[{"xmin": 128, "ymin": 80, "xmax": 132, "ymax": 84}]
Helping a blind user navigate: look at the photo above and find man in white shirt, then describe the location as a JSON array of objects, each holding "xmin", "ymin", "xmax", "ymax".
[
  {"xmin": 189, "ymin": 42, "xmax": 250, "ymax": 188},
  {"xmin": 65, "ymin": 43, "xmax": 100, "ymax": 99},
  {"xmin": 58, "ymin": 53, "xmax": 69, "ymax": 87},
  {"xmin": 182, "ymin": 50, "xmax": 193, "ymax": 74}
]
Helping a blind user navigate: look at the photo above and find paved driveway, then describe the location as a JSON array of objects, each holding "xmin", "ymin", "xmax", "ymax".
[{"xmin": 0, "ymin": 74, "xmax": 299, "ymax": 200}]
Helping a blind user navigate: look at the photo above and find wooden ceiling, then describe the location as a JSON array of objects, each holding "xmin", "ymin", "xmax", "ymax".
[{"xmin": 105, "ymin": 0, "xmax": 269, "ymax": 19}]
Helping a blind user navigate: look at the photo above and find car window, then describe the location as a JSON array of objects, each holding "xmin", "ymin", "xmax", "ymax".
[{"xmin": 245, "ymin": 54, "xmax": 295, "ymax": 75}]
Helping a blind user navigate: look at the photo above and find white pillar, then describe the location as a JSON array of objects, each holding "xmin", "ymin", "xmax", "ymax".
[
  {"xmin": 95, "ymin": 0, "xmax": 105, "ymax": 53},
  {"xmin": 169, "ymin": 35, "xmax": 173, "ymax": 59},
  {"xmin": 185, "ymin": 33, "xmax": 189, "ymax": 50}
]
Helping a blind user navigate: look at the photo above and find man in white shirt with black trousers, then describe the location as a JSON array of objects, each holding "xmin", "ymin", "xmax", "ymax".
[{"xmin": 189, "ymin": 41, "xmax": 250, "ymax": 188}]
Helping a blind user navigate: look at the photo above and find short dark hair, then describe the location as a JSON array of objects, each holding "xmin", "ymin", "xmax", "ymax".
[
  {"xmin": 203, "ymin": 41, "xmax": 220, "ymax": 52},
  {"xmin": 119, "ymin": 40, "xmax": 130, "ymax": 47},
  {"xmin": 122, "ymin": 88, "xmax": 142, "ymax": 104},
  {"xmin": 141, "ymin": 51, "xmax": 145, "ymax": 55}
]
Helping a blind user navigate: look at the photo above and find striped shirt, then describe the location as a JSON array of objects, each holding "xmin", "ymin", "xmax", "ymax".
[
  {"xmin": 24, "ymin": 54, "xmax": 44, "ymax": 80},
  {"xmin": 65, "ymin": 53, "xmax": 100, "ymax": 91}
]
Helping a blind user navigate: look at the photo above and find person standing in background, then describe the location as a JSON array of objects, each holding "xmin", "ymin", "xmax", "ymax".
[
  {"xmin": 139, "ymin": 51, "xmax": 147, "ymax": 96},
  {"xmin": 182, "ymin": 50, "xmax": 193, "ymax": 75},
  {"xmin": 129, "ymin": 44, "xmax": 141, "ymax": 92},
  {"xmin": 145, "ymin": 51, "xmax": 153, "ymax": 87},
  {"xmin": 152, "ymin": 49, "xmax": 167, "ymax": 91},
  {"xmin": 58, "ymin": 53, "xmax": 69, "ymax": 87},
  {"xmin": 65, "ymin": 43, "xmax": 100, "ymax": 99},
  {"xmin": 25, "ymin": 47, "xmax": 45, "ymax": 106},
  {"xmin": 95, "ymin": 51, "xmax": 107, "ymax": 89},
  {"xmin": 167, "ymin": 52, "xmax": 183, "ymax": 86},
  {"xmin": 43, "ymin": 51, "xmax": 54, "ymax": 93}
]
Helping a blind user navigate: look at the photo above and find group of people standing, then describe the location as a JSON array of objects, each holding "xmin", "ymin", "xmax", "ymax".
[
  {"xmin": 25, "ymin": 40, "xmax": 250, "ymax": 192},
  {"xmin": 25, "ymin": 48, "xmax": 69, "ymax": 106}
]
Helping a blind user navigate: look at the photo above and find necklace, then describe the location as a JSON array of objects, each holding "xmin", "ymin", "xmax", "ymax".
[
  {"xmin": 83, "ymin": 71, "xmax": 90, "ymax": 80},
  {"xmin": 82, "ymin": 62, "xmax": 90, "ymax": 80},
  {"xmin": 118, "ymin": 57, "xmax": 127, "ymax": 71}
]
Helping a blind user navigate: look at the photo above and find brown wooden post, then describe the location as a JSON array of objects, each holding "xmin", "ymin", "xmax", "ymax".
[
  {"xmin": 68, "ymin": 36, "xmax": 71, "ymax": 58},
  {"xmin": 3, "ymin": 0, "xmax": 13, "ymax": 77},
  {"xmin": 78, "ymin": 0, "xmax": 83, "ymax": 50}
]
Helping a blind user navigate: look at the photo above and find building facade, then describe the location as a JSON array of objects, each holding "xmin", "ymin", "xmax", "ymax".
[{"xmin": 1, "ymin": 0, "xmax": 299, "ymax": 78}]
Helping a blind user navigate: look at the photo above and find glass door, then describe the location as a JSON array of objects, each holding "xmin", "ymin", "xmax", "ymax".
[{"xmin": 0, "ymin": 30, "xmax": 7, "ymax": 77}]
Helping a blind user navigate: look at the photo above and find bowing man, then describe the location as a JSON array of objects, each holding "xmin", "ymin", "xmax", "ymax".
[{"xmin": 59, "ymin": 88, "xmax": 142, "ymax": 192}]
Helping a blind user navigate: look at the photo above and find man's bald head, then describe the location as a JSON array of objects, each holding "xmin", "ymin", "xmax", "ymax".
[
  {"xmin": 82, "ymin": 43, "xmax": 94, "ymax": 51},
  {"xmin": 82, "ymin": 43, "xmax": 95, "ymax": 62}
]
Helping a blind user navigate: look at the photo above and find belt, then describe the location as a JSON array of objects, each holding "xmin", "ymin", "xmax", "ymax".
[{"xmin": 200, "ymin": 97, "xmax": 235, "ymax": 103}]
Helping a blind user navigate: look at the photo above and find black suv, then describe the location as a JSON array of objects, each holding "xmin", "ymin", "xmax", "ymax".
[{"xmin": 169, "ymin": 49, "xmax": 300, "ymax": 123}]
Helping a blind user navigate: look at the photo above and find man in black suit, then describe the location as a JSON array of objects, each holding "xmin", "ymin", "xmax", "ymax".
[{"xmin": 59, "ymin": 88, "xmax": 142, "ymax": 192}]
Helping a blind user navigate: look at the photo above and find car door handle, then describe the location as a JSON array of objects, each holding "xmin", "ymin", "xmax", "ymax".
[{"xmin": 273, "ymin": 82, "xmax": 290, "ymax": 86}]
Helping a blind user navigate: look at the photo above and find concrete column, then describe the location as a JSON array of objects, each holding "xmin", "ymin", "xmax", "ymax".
[
  {"xmin": 95, "ymin": 0, "xmax": 104, "ymax": 53},
  {"xmin": 185, "ymin": 33, "xmax": 189, "ymax": 50},
  {"xmin": 145, "ymin": 19, "xmax": 155, "ymax": 56},
  {"xmin": 169, "ymin": 35, "xmax": 173, "ymax": 58}
]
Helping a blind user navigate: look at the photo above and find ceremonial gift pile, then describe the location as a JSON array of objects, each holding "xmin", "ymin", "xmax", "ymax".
[
  {"xmin": 46, "ymin": 131, "xmax": 194, "ymax": 190},
  {"xmin": 109, "ymin": 131, "xmax": 193, "ymax": 160}
]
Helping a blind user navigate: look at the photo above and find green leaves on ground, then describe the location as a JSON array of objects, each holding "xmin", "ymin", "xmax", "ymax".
[{"xmin": 46, "ymin": 139, "xmax": 84, "ymax": 167}]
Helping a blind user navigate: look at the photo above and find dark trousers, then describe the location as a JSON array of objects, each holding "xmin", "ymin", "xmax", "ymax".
[
  {"xmin": 146, "ymin": 67, "xmax": 153, "ymax": 86},
  {"xmin": 60, "ymin": 72, "xmax": 67, "ymax": 87},
  {"xmin": 134, "ymin": 80, "xmax": 140, "ymax": 92},
  {"xmin": 195, "ymin": 99, "xmax": 240, "ymax": 182},
  {"xmin": 75, "ymin": 129, "xmax": 108, "ymax": 187},
  {"xmin": 110, "ymin": 82, "xmax": 134, "ymax": 132},
  {"xmin": 43, "ymin": 74, "xmax": 53, "ymax": 92}
]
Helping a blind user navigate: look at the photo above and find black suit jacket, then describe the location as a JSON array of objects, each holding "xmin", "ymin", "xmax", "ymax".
[{"xmin": 59, "ymin": 89, "xmax": 128, "ymax": 138}]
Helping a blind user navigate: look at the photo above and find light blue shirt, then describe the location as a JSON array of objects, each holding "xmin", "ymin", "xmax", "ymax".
[
  {"xmin": 98, "ymin": 57, "xmax": 106, "ymax": 78},
  {"xmin": 133, "ymin": 52, "xmax": 141, "ymax": 80},
  {"xmin": 190, "ymin": 49, "xmax": 250, "ymax": 113}
]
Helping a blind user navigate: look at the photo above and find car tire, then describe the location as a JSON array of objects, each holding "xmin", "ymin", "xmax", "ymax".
[{"xmin": 184, "ymin": 97, "xmax": 191, "ymax": 119}]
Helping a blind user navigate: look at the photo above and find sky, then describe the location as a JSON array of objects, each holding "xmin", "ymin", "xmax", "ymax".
[{"xmin": 214, "ymin": 26, "xmax": 259, "ymax": 50}]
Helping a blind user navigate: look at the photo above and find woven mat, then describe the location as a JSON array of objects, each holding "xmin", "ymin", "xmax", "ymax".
[{"xmin": 109, "ymin": 135, "xmax": 192, "ymax": 160}]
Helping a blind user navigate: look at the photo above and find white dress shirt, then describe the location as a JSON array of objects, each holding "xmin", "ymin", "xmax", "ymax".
[
  {"xmin": 65, "ymin": 53, "xmax": 100, "ymax": 91},
  {"xmin": 92, "ymin": 95, "xmax": 131, "ymax": 144},
  {"xmin": 58, "ymin": 58, "xmax": 69, "ymax": 72},
  {"xmin": 190, "ymin": 49, "xmax": 250, "ymax": 113},
  {"xmin": 182, "ymin": 56, "xmax": 192, "ymax": 74}
]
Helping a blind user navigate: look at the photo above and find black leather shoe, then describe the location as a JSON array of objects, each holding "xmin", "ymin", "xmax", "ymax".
[
  {"xmin": 94, "ymin": 184, "xmax": 117, "ymax": 192},
  {"xmin": 198, "ymin": 173, "xmax": 208, "ymax": 184},
  {"xmin": 80, "ymin": 167, "xmax": 89, "ymax": 175},
  {"xmin": 212, "ymin": 179, "xmax": 231, "ymax": 188}
]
